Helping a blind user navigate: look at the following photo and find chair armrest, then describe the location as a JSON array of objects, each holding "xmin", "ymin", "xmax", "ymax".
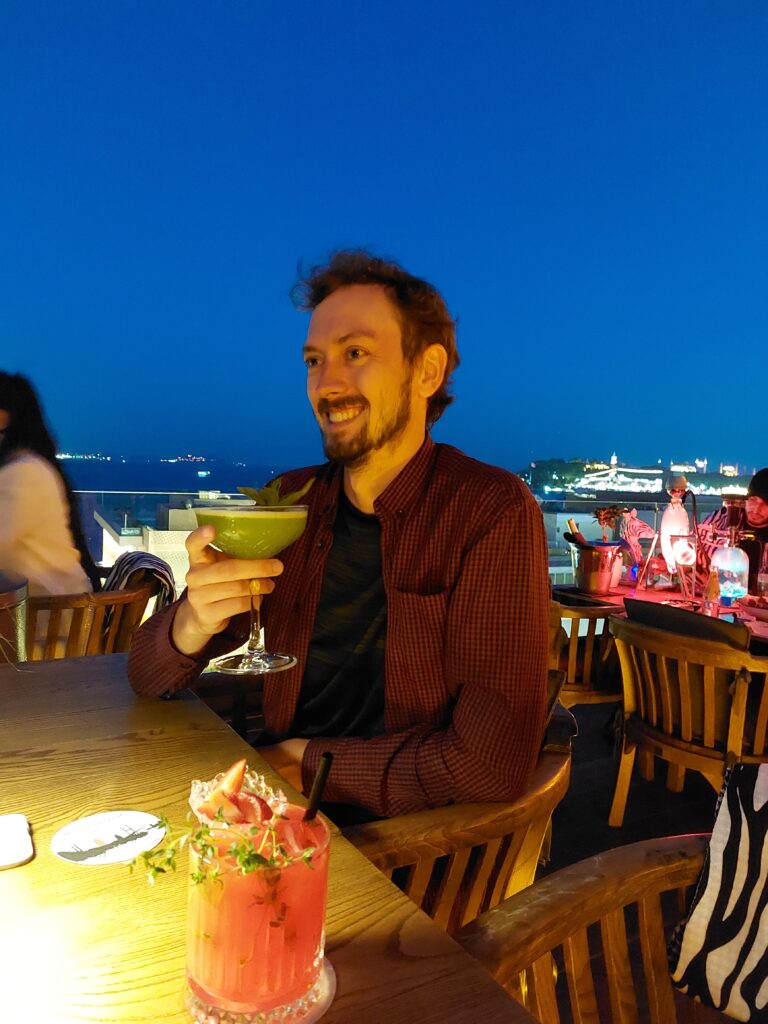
[
  {"xmin": 542, "ymin": 703, "xmax": 578, "ymax": 753},
  {"xmin": 456, "ymin": 834, "xmax": 710, "ymax": 987},
  {"xmin": 342, "ymin": 748, "xmax": 571, "ymax": 870}
]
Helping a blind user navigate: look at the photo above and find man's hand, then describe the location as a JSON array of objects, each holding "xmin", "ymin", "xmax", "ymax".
[
  {"xmin": 257, "ymin": 739, "xmax": 309, "ymax": 793},
  {"xmin": 171, "ymin": 525, "xmax": 284, "ymax": 656}
]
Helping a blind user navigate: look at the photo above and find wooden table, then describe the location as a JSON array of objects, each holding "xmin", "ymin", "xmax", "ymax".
[{"xmin": 0, "ymin": 655, "xmax": 534, "ymax": 1024}]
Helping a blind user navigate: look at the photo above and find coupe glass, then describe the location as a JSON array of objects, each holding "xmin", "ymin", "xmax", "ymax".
[{"xmin": 194, "ymin": 504, "xmax": 308, "ymax": 674}]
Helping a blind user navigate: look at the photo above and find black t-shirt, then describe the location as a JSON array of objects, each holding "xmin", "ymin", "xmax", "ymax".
[{"xmin": 293, "ymin": 490, "xmax": 386, "ymax": 740}]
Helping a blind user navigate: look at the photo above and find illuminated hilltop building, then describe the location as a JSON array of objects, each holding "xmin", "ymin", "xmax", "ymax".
[
  {"xmin": 571, "ymin": 461, "xmax": 664, "ymax": 493},
  {"xmin": 569, "ymin": 455, "xmax": 742, "ymax": 496}
]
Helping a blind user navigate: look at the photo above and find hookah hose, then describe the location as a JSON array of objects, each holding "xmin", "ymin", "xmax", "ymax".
[
  {"xmin": 682, "ymin": 488, "xmax": 707, "ymax": 576},
  {"xmin": 683, "ymin": 488, "xmax": 699, "ymax": 531}
]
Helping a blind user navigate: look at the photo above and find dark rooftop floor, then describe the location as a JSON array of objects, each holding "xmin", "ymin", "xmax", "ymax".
[{"xmin": 544, "ymin": 701, "xmax": 718, "ymax": 876}]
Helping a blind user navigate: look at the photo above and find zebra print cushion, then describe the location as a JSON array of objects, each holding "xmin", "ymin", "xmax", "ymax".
[{"xmin": 669, "ymin": 763, "xmax": 768, "ymax": 1021}]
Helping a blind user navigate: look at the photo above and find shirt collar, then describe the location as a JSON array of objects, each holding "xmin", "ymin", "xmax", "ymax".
[
  {"xmin": 373, "ymin": 434, "xmax": 436, "ymax": 521},
  {"xmin": 317, "ymin": 434, "xmax": 437, "ymax": 523}
]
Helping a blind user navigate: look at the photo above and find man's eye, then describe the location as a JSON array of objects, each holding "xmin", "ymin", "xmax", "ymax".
[
  {"xmin": 304, "ymin": 356, "xmax": 319, "ymax": 368},
  {"xmin": 347, "ymin": 348, "xmax": 365, "ymax": 360}
]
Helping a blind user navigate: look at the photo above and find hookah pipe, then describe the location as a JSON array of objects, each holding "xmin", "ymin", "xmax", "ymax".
[
  {"xmin": 676, "ymin": 485, "xmax": 700, "ymax": 599},
  {"xmin": 637, "ymin": 476, "xmax": 700, "ymax": 593}
]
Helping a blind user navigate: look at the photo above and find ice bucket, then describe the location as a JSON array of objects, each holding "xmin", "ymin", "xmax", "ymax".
[
  {"xmin": 575, "ymin": 543, "xmax": 623, "ymax": 595},
  {"xmin": 0, "ymin": 572, "xmax": 28, "ymax": 664}
]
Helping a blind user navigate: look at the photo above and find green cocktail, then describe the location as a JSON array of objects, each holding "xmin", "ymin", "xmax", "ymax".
[
  {"xmin": 195, "ymin": 506, "xmax": 308, "ymax": 560},
  {"xmin": 194, "ymin": 504, "xmax": 308, "ymax": 675}
]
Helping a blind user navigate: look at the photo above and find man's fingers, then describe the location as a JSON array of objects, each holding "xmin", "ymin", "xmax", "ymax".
[
  {"xmin": 187, "ymin": 577, "xmax": 275, "ymax": 602},
  {"xmin": 196, "ymin": 595, "xmax": 259, "ymax": 626},
  {"xmin": 186, "ymin": 525, "xmax": 219, "ymax": 565},
  {"xmin": 188, "ymin": 557, "xmax": 284, "ymax": 586}
]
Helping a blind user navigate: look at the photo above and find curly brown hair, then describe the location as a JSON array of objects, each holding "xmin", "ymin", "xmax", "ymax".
[{"xmin": 292, "ymin": 250, "xmax": 459, "ymax": 427}]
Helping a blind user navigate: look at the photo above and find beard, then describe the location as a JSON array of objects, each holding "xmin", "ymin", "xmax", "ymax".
[{"xmin": 318, "ymin": 373, "xmax": 413, "ymax": 467}]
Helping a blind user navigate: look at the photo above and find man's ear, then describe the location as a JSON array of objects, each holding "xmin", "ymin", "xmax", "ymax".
[{"xmin": 416, "ymin": 344, "xmax": 448, "ymax": 400}]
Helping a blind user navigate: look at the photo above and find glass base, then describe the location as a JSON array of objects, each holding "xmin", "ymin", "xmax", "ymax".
[
  {"xmin": 185, "ymin": 958, "xmax": 336, "ymax": 1024},
  {"xmin": 212, "ymin": 652, "xmax": 297, "ymax": 676}
]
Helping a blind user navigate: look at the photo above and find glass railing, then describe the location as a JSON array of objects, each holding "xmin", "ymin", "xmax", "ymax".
[
  {"xmin": 75, "ymin": 489, "xmax": 725, "ymax": 587},
  {"xmin": 536, "ymin": 495, "xmax": 724, "ymax": 565},
  {"xmin": 74, "ymin": 490, "xmax": 244, "ymax": 560}
]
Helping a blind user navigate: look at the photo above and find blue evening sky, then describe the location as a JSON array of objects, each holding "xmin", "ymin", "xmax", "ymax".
[{"xmin": 2, "ymin": 1, "xmax": 766, "ymax": 475}]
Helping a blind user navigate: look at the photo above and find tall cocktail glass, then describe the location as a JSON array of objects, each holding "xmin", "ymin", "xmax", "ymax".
[
  {"xmin": 194, "ymin": 504, "xmax": 308, "ymax": 674},
  {"xmin": 185, "ymin": 769, "xmax": 333, "ymax": 1024}
]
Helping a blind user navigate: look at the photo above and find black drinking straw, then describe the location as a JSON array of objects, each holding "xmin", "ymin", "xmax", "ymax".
[{"xmin": 303, "ymin": 752, "xmax": 333, "ymax": 821}]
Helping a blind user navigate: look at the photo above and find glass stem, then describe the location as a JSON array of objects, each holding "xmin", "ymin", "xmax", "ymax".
[{"xmin": 246, "ymin": 592, "xmax": 265, "ymax": 656}]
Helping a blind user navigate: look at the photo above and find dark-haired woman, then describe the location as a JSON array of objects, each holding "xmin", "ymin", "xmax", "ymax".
[{"xmin": 0, "ymin": 371, "xmax": 99, "ymax": 596}]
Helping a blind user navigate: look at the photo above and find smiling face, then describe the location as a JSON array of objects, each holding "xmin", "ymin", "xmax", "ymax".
[{"xmin": 303, "ymin": 284, "xmax": 427, "ymax": 469}]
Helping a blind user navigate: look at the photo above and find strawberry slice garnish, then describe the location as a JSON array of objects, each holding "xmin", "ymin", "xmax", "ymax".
[
  {"xmin": 196, "ymin": 758, "xmax": 251, "ymax": 823},
  {"xmin": 218, "ymin": 758, "xmax": 247, "ymax": 797},
  {"xmin": 196, "ymin": 791, "xmax": 242, "ymax": 822},
  {"xmin": 233, "ymin": 792, "xmax": 273, "ymax": 824}
]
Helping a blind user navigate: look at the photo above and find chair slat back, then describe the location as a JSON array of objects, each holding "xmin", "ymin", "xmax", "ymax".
[
  {"xmin": 638, "ymin": 893, "xmax": 678, "ymax": 1024},
  {"xmin": 549, "ymin": 602, "xmax": 568, "ymax": 669},
  {"xmin": 753, "ymin": 679, "xmax": 768, "ymax": 757},
  {"xmin": 610, "ymin": 618, "xmax": 768, "ymax": 760},
  {"xmin": 565, "ymin": 925, "xmax": 601, "ymax": 1022},
  {"xmin": 456, "ymin": 836, "xmax": 710, "ymax": 1024},
  {"xmin": 26, "ymin": 587, "xmax": 153, "ymax": 661},
  {"xmin": 343, "ymin": 746, "xmax": 571, "ymax": 935},
  {"xmin": 551, "ymin": 601, "xmax": 621, "ymax": 707},
  {"xmin": 530, "ymin": 953, "xmax": 562, "ymax": 1022}
]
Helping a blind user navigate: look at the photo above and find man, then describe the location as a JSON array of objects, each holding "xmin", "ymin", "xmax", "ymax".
[
  {"xmin": 129, "ymin": 252, "xmax": 549, "ymax": 819},
  {"xmin": 698, "ymin": 468, "xmax": 768, "ymax": 593}
]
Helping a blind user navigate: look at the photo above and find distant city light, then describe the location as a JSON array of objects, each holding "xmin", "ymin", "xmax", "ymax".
[
  {"xmin": 160, "ymin": 454, "xmax": 209, "ymax": 463},
  {"xmin": 56, "ymin": 452, "xmax": 112, "ymax": 461}
]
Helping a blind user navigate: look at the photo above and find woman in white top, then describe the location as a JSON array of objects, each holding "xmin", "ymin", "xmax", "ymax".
[{"xmin": 0, "ymin": 372, "xmax": 98, "ymax": 597}]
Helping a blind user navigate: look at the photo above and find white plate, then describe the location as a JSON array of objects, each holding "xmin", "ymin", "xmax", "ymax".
[{"xmin": 51, "ymin": 810, "xmax": 165, "ymax": 866}]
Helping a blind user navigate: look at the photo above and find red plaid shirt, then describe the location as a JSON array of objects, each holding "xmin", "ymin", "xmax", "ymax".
[{"xmin": 128, "ymin": 437, "xmax": 549, "ymax": 817}]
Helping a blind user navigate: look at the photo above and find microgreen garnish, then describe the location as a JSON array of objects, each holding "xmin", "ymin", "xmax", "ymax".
[
  {"xmin": 128, "ymin": 816, "xmax": 191, "ymax": 885},
  {"xmin": 128, "ymin": 763, "xmax": 315, "ymax": 887},
  {"xmin": 129, "ymin": 815, "xmax": 316, "ymax": 886}
]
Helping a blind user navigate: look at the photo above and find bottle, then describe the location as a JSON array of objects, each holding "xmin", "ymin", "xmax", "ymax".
[
  {"xmin": 758, "ymin": 543, "xmax": 768, "ymax": 598},
  {"xmin": 566, "ymin": 518, "xmax": 589, "ymax": 546},
  {"xmin": 701, "ymin": 570, "xmax": 721, "ymax": 617},
  {"xmin": 711, "ymin": 526, "xmax": 749, "ymax": 602}
]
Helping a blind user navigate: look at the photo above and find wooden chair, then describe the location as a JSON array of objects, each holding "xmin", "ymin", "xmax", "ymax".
[
  {"xmin": 456, "ymin": 834, "xmax": 717, "ymax": 1023},
  {"xmin": 549, "ymin": 602, "xmax": 568, "ymax": 670},
  {"xmin": 550, "ymin": 598, "xmax": 622, "ymax": 708},
  {"xmin": 608, "ymin": 617, "xmax": 768, "ymax": 828},
  {"xmin": 342, "ymin": 689, "xmax": 572, "ymax": 936},
  {"xmin": 26, "ymin": 587, "xmax": 156, "ymax": 660}
]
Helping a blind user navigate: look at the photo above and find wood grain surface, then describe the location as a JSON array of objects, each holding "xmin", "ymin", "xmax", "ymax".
[{"xmin": 0, "ymin": 655, "xmax": 533, "ymax": 1023}]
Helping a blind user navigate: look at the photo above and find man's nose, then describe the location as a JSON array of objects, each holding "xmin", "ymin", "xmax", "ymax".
[{"xmin": 313, "ymin": 359, "xmax": 347, "ymax": 397}]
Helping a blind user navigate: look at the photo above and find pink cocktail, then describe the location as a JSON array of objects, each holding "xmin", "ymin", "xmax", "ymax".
[{"xmin": 185, "ymin": 768, "xmax": 332, "ymax": 1024}]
